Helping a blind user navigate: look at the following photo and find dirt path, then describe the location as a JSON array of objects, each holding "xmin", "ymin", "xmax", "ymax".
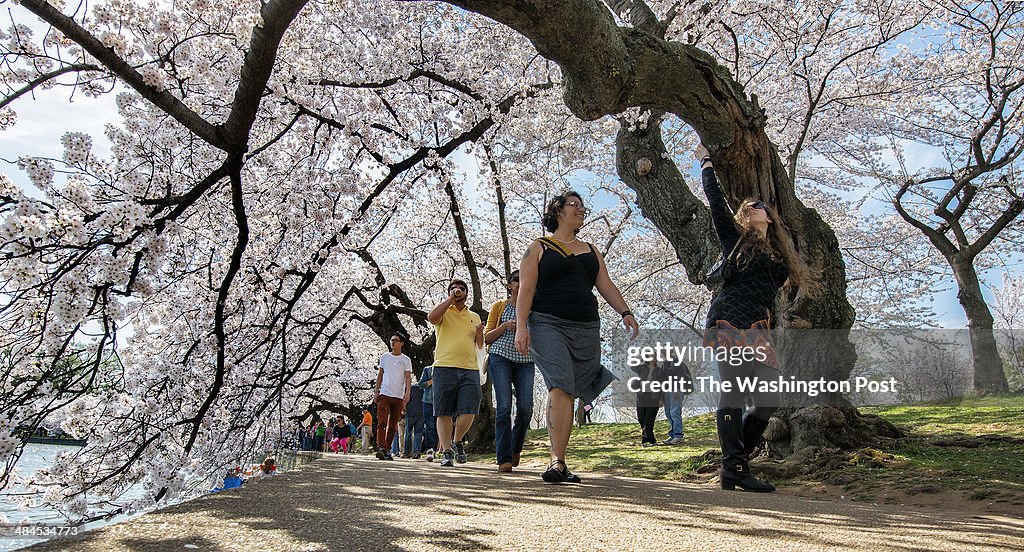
[{"xmin": 25, "ymin": 454, "xmax": 1024, "ymax": 551}]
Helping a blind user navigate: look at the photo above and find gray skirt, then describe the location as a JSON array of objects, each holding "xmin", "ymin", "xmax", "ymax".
[{"xmin": 529, "ymin": 311, "xmax": 616, "ymax": 404}]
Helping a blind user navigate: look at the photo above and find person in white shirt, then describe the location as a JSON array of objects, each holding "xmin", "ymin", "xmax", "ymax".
[{"xmin": 374, "ymin": 332, "xmax": 413, "ymax": 460}]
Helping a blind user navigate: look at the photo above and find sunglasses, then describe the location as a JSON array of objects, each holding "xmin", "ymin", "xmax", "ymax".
[
  {"xmin": 449, "ymin": 286, "xmax": 467, "ymax": 292},
  {"xmin": 565, "ymin": 200, "xmax": 588, "ymax": 212},
  {"xmin": 750, "ymin": 201, "xmax": 766, "ymax": 210}
]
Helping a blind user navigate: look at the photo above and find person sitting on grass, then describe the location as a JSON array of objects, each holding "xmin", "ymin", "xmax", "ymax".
[
  {"xmin": 255, "ymin": 456, "xmax": 277, "ymax": 478},
  {"xmin": 211, "ymin": 467, "xmax": 244, "ymax": 492}
]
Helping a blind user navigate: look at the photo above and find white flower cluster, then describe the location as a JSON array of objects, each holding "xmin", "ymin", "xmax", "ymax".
[
  {"xmin": 32, "ymin": 472, "xmax": 90, "ymax": 519},
  {"xmin": 138, "ymin": 64, "xmax": 166, "ymax": 90},
  {"xmin": 142, "ymin": 460, "xmax": 187, "ymax": 501},
  {"xmin": 2, "ymin": 201, "xmax": 51, "ymax": 240},
  {"xmin": 0, "ymin": 172, "xmax": 17, "ymax": 196},
  {"xmin": 0, "ymin": 106, "xmax": 16, "ymax": 130},
  {"xmin": 153, "ymin": 12, "xmax": 180, "ymax": 37},
  {"xmin": 50, "ymin": 283, "xmax": 89, "ymax": 326},
  {"xmin": 115, "ymin": 91, "xmax": 138, "ymax": 113},
  {"xmin": 622, "ymin": 107, "xmax": 652, "ymax": 132},
  {"xmin": 99, "ymin": 31, "xmax": 129, "ymax": 57},
  {"xmin": 63, "ymin": 494, "xmax": 88, "ymax": 516},
  {"xmin": 62, "ymin": 177, "xmax": 96, "ymax": 211},
  {"xmin": 61, "ymin": 132, "xmax": 93, "ymax": 166},
  {"xmin": 80, "ymin": 81, "xmax": 109, "ymax": 98},
  {"xmin": 5, "ymin": 24, "xmax": 37, "ymax": 57},
  {"xmin": 231, "ymin": 12, "xmax": 265, "ymax": 46},
  {"xmin": 92, "ymin": 200, "xmax": 150, "ymax": 240},
  {"xmin": 16, "ymin": 157, "xmax": 54, "ymax": 189}
]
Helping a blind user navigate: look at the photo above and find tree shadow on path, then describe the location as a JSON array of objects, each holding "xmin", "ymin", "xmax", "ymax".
[{"xmin": 27, "ymin": 453, "xmax": 1024, "ymax": 551}]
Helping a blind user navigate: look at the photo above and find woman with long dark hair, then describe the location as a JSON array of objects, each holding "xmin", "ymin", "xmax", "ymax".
[
  {"xmin": 695, "ymin": 143, "xmax": 817, "ymax": 492},
  {"xmin": 515, "ymin": 190, "xmax": 639, "ymax": 483}
]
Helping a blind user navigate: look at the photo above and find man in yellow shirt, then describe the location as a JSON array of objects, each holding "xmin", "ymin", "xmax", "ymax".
[{"xmin": 426, "ymin": 278, "xmax": 484, "ymax": 467}]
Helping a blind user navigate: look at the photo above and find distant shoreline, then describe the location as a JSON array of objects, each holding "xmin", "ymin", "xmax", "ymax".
[{"xmin": 24, "ymin": 437, "xmax": 86, "ymax": 446}]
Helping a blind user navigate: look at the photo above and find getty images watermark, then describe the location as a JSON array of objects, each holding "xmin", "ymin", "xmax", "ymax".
[
  {"xmin": 607, "ymin": 327, "xmax": 1024, "ymax": 407},
  {"xmin": 624, "ymin": 343, "xmax": 899, "ymax": 397}
]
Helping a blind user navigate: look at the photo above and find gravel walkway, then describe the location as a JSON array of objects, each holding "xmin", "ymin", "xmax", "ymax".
[{"xmin": 25, "ymin": 453, "xmax": 1024, "ymax": 551}]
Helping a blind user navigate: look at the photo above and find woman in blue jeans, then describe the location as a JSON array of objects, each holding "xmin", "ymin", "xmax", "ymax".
[{"xmin": 484, "ymin": 270, "xmax": 534, "ymax": 473}]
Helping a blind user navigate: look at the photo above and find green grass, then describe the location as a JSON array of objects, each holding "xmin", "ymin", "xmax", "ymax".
[
  {"xmin": 510, "ymin": 415, "xmax": 722, "ymax": 481},
  {"xmin": 470, "ymin": 414, "xmax": 722, "ymax": 481},
  {"xmin": 471, "ymin": 395, "xmax": 1024, "ymax": 503},
  {"xmin": 850, "ymin": 396, "xmax": 1024, "ymax": 499},
  {"xmin": 863, "ymin": 395, "xmax": 1024, "ymax": 436}
]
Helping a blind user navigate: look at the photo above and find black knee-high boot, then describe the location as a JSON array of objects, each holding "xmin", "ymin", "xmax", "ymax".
[
  {"xmin": 717, "ymin": 408, "xmax": 774, "ymax": 492},
  {"xmin": 742, "ymin": 407, "xmax": 774, "ymax": 458}
]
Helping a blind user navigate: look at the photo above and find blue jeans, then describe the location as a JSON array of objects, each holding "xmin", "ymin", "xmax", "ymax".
[
  {"xmin": 489, "ymin": 354, "xmax": 534, "ymax": 464},
  {"xmin": 422, "ymin": 401, "xmax": 438, "ymax": 451},
  {"xmin": 663, "ymin": 392, "xmax": 684, "ymax": 440},
  {"xmin": 404, "ymin": 415, "xmax": 424, "ymax": 454}
]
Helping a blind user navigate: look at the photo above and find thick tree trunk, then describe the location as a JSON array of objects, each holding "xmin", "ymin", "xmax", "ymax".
[
  {"xmin": 951, "ymin": 257, "xmax": 1010, "ymax": 394},
  {"xmin": 614, "ymin": 113, "xmax": 718, "ymax": 281}
]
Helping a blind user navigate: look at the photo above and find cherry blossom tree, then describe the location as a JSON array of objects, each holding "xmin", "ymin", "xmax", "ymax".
[
  {"xmin": 818, "ymin": 0, "xmax": 1024, "ymax": 393},
  {"xmin": 443, "ymin": 0, "xmax": 920, "ymax": 458},
  {"xmin": 2, "ymin": 0, "xmax": 1016, "ymax": 518},
  {"xmin": 0, "ymin": 0, "xmax": 570, "ymax": 511},
  {"xmin": 2, "ymin": 0, "xmax": 702, "ymax": 515},
  {"xmin": 644, "ymin": 0, "xmax": 945, "ymax": 328}
]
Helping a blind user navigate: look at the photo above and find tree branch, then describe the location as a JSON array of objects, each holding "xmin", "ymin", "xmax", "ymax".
[
  {"xmin": 221, "ymin": 0, "xmax": 311, "ymax": 152},
  {"xmin": 893, "ymin": 179, "xmax": 958, "ymax": 257},
  {"xmin": 18, "ymin": 0, "xmax": 223, "ymax": 148},
  {"xmin": 0, "ymin": 62, "xmax": 102, "ymax": 110}
]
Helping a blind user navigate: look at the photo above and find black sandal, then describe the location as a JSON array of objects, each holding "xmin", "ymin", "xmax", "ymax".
[
  {"xmin": 542, "ymin": 459, "xmax": 583, "ymax": 484},
  {"xmin": 542, "ymin": 459, "xmax": 568, "ymax": 483}
]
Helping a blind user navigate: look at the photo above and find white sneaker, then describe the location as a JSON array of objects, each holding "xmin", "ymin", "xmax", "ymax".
[{"xmin": 425, "ymin": 449, "xmax": 435, "ymax": 462}]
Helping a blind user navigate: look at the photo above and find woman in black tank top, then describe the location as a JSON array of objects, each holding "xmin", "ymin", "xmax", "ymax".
[{"xmin": 514, "ymin": 190, "xmax": 640, "ymax": 484}]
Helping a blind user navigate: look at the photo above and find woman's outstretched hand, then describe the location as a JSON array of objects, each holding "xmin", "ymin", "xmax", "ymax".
[{"xmin": 694, "ymin": 143, "xmax": 709, "ymax": 162}]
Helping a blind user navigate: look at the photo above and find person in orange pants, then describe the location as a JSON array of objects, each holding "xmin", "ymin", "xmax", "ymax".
[{"xmin": 374, "ymin": 332, "xmax": 412, "ymax": 460}]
